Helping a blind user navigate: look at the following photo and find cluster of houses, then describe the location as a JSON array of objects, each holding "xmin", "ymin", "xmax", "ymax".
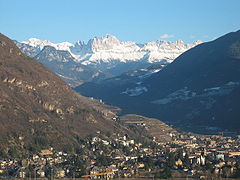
[{"xmin": 0, "ymin": 131, "xmax": 240, "ymax": 179}]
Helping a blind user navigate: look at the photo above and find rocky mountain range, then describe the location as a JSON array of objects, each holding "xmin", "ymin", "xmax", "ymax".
[
  {"xmin": 15, "ymin": 35, "xmax": 201, "ymax": 86},
  {"xmin": 76, "ymin": 30, "xmax": 240, "ymax": 134}
]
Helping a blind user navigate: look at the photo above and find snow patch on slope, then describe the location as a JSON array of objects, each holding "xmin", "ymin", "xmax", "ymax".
[
  {"xmin": 121, "ymin": 86, "xmax": 148, "ymax": 96},
  {"xmin": 152, "ymin": 82, "xmax": 239, "ymax": 105},
  {"xmin": 137, "ymin": 68, "xmax": 162, "ymax": 79}
]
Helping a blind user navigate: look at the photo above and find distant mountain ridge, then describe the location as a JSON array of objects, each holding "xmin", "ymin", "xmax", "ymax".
[
  {"xmin": 18, "ymin": 35, "xmax": 202, "ymax": 65},
  {"xmin": 15, "ymin": 35, "xmax": 202, "ymax": 86},
  {"xmin": 76, "ymin": 30, "xmax": 240, "ymax": 133}
]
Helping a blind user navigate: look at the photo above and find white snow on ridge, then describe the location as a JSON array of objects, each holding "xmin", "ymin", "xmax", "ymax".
[
  {"xmin": 137, "ymin": 69, "xmax": 162, "ymax": 79},
  {"xmin": 142, "ymin": 40, "xmax": 201, "ymax": 63},
  {"xmin": 22, "ymin": 38, "xmax": 74, "ymax": 52},
  {"xmin": 20, "ymin": 35, "xmax": 202, "ymax": 66}
]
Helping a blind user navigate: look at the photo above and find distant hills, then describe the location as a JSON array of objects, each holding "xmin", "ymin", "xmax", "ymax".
[
  {"xmin": 76, "ymin": 30, "xmax": 240, "ymax": 133},
  {"xmin": 15, "ymin": 35, "xmax": 201, "ymax": 86}
]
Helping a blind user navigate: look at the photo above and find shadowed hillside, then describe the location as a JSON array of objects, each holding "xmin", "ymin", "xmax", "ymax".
[{"xmin": 0, "ymin": 33, "xmax": 130, "ymax": 154}]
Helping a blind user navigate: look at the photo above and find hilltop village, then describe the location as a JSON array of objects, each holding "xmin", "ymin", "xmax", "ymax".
[{"xmin": 1, "ymin": 117, "xmax": 240, "ymax": 179}]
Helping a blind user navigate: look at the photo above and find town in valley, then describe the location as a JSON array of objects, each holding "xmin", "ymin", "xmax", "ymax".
[{"xmin": 1, "ymin": 116, "xmax": 240, "ymax": 179}]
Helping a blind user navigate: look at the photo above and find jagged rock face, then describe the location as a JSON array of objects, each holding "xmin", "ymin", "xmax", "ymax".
[
  {"xmin": 0, "ymin": 33, "xmax": 122, "ymax": 150},
  {"xmin": 16, "ymin": 35, "xmax": 202, "ymax": 78},
  {"xmin": 70, "ymin": 35, "xmax": 201, "ymax": 65},
  {"xmin": 35, "ymin": 46, "xmax": 74, "ymax": 62},
  {"xmin": 89, "ymin": 34, "xmax": 121, "ymax": 52},
  {"xmin": 75, "ymin": 30, "xmax": 240, "ymax": 133}
]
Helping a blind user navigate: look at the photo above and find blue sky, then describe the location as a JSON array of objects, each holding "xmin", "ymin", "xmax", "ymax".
[{"xmin": 0, "ymin": 0, "xmax": 239, "ymax": 44}]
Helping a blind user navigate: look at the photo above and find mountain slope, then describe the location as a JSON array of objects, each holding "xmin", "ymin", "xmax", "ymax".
[
  {"xmin": 75, "ymin": 30, "xmax": 240, "ymax": 133},
  {"xmin": 34, "ymin": 46, "xmax": 111, "ymax": 86},
  {"xmin": 75, "ymin": 63, "xmax": 167, "ymax": 101},
  {"xmin": 0, "ymin": 33, "xmax": 129, "ymax": 152}
]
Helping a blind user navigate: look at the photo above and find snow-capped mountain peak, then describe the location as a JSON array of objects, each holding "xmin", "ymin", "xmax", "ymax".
[
  {"xmin": 17, "ymin": 34, "xmax": 203, "ymax": 74},
  {"xmin": 88, "ymin": 34, "xmax": 121, "ymax": 52},
  {"xmin": 21, "ymin": 38, "xmax": 74, "ymax": 52},
  {"xmin": 141, "ymin": 39, "xmax": 203, "ymax": 63},
  {"xmin": 21, "ymin": 38, "xmax": 51, "ymax": 49}
]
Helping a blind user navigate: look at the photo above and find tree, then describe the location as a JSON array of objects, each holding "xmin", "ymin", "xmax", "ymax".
[
  {"xmin": 8, "ymin": 147, "xmax": 18, "ymax": 158},
  {"xmin": 233, "ymin": 168, "xmax": 240, "ymax": 178},
  {"xmin": 222, "ymin": 166, "xmax": 232, "ymax": 178},
  {"xmin": 106, "ymin": 131, "xmax": 111, "ymax": 137},
  {"xmin": 0, "ymin": 147, "xmax": 7, "ymax": 158},
  {"xmin": 166, "ymin": 152, "xmax": 175, "ymax": 168},
  {"xmin": 96, "ymin": 154, "xmax": 111, "ymax": 167},
  {"xmin": 122, "ymin": 146, "xmax": 131, "ymax": 156},
  {"xmin": 62, "ymin": 144, "xmax": 74, "ymax": 153},
  {"xmin": 144, "ymin": 156, "xmax": 154, "ymax": 170},
  {"xmin": 155, "ymin": 165, "xmax": 172, "ymax": 179},
  {"xmin": 27, "ymin": 144, "xmax": 39, "ymax": 154},
  {"xmin": 233, "ymin": 161, "xmax": 240, "ymax": 178},
  {"xmin": 183, "ymin": 152, "xmax": 191, "ymax": 168}
]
